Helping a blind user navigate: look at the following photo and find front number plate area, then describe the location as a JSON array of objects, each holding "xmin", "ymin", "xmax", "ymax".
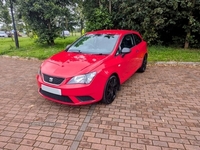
[{"xmin": 41, "ymin": 84, "xmax": 61, "ymax": 95}]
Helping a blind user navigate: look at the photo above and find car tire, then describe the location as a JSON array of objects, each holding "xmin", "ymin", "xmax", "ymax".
[
  {"xmin": 137, "ymin": 54, "xmax": 147, "ymax": 73},
  {"xmin": 102, "ymin": 75, "xmax": 119, "ymax": 104}
]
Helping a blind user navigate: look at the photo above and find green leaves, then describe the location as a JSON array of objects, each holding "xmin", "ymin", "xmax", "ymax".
[
  {"xmin": 83, "ymin": 0, "xmax": 200, "ymax": 48},
  {"xmin": 18, "ymin": 0, "xmax": 73, "ymax": 45}
]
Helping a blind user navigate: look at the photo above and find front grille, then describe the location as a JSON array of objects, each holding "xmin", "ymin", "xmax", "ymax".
[
  {"xmin": 43, "ymin": 74, "xmax": 64, "ymax": 85},
  {"xmin": 76, "ymin": 96, "xmax": 94, "ymax": 102},
  {"xmin": 40, "ymin": 89, "xmax": 73, "ymax": 103}
]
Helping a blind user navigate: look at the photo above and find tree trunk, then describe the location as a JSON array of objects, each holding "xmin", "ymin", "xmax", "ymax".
[
  {"xmin": 50, "ymin": 38, "xmax": 54, "ymax": 45},
  {"xmin": 184, "ymin": 0, "xmax": 196, "ymax": 49},
  {"xmin": 109, "ymin": 0, "xmax": 111, "ymax": 14},
  {"xmin": 184, "ymin": 31, "xmax": 190, "ymax": 49},
  {"xmin": 80, "ymin": 18, "xmax": 84, "ymax": 36},
  {"xmin": 99, "ymin": 0, "xmax": 101, "ymax": 8},
  {"xmin": 47, "ymin": 20, "xmax": 54, "ymax": 45}
]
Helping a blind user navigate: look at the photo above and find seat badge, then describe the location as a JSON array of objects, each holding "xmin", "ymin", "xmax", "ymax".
[{"xmin": 49, "ymin": 77, "xmax": 53, "ymax": 82}]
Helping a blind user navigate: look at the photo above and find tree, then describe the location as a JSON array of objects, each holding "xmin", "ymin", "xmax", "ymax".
[
  {"xmin": 83, "ymin": 0, "xmax": 200, "ymax": 48},
  {"xmin": 83, "ymin": 0, "xmax": 113, "ymax": 31},
  {"xmin": 18, "ymin": 0, "xmax": 73, "ymax": 45},
  {"xmin": 112, "ymin": 0, "xmax": 200, "ymax": 48},
  {"xmin": 0, "ymin": 0, "xmax": 12, "ymax": 30}
]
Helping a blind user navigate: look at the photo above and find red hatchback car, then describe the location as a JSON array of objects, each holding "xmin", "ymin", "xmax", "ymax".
[{"xmin": 37, "ymin": 30, "xmax": 148, "ymax": 105}]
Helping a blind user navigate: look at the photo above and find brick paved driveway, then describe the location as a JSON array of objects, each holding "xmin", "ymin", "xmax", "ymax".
[{"xmin": 0, "ymin": 57, "xmax": 200, "ymax": 150}]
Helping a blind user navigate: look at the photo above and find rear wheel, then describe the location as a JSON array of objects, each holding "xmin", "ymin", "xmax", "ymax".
[
  {"xmin": 102, "ymin": 75, "xmax": 119, "ymax": 104},
  {"xmin": 137, "ymin": 54, "xmax": 147, "ymax": 73}
]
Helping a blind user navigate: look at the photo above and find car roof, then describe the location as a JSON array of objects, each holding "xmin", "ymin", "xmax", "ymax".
[{"xmin": 86, "ymin": 29, "xmax": 139, "ymax": 35}]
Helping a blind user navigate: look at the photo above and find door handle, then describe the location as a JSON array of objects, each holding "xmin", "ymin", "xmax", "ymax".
[{"xmin": 136, "ymin": 50, "xmax": 139, "ymax": 53}]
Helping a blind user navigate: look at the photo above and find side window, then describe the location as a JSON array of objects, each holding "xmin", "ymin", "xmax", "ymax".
[
  {"xmin": 133, "ymin": 34, "xmax": 142, "ymax": 45},
  {"xmin": 120, "ymin": 34, "xmax": 134, "ymax": 49}
]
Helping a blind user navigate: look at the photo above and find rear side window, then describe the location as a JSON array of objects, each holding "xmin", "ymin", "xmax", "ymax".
[{"xmin": 133, "ymin": 34, "xmax": 142, "ymax": 45}]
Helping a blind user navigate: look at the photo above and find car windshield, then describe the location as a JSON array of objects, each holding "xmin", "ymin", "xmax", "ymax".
[
  {"xmin": 67, "ymin": 34, "xmax": 119, "ymax": 54},
  {"xmin": 0, "ymin": 31, "xmax": 5, "ymax": 34}
]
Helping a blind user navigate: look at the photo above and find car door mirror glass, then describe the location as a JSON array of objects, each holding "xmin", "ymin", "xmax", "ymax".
[{"xmin": 121, "ymin": 47, "xmax": 131, "ymax": 54}]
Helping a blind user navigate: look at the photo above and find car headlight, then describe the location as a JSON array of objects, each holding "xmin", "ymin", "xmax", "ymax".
[{"xmin": 67, "ymin": 72, "xmax": 96, "ymax": 84}]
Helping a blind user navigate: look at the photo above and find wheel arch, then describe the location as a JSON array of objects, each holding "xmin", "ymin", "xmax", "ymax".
[{"xmin": 110, "ymin": 72, "xmax": 121, "ymax": 90}]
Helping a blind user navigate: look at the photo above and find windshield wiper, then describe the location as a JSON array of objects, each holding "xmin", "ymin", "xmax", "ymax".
[
  {"xmin": 95, "ymin": 53, "xmax": 107, "ymax": 55},
  {"xmin": 68, "ymin": 49, "xmax": 82, "ymax": 53}
]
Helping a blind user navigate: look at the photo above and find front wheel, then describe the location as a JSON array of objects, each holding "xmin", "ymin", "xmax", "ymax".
[
  {"xmin": 137, "ymin": 54, "xmax": 147, "ymax": 73},
  {"xmin": 102, "ymin": 75, "xmax": 119, "ymax": 104}
]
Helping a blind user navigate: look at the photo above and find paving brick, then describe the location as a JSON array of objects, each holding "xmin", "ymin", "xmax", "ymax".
[
  {"xmin": 131, "ymin": 143, "xmax": 146, "ymax": 149},
  {"xmin": 87, "ymin": 137, "xmax": 101, "ymax": 143},
  {"xmin": 186, "ymin": 130, "xmax": 200, "ymax": 136},
  {"xmin": 174, "ymin": 138, "xmax": 190, "ymax": 145},
  {"xmin": 152, "ymin": 131, "xmax": 166, "ymax": 136},
  {"xmin": 79, "ymin": 141, "xmax": 92, "ymax": 149},
  {"xmin": 146, "ymin": 145, "xmax": 161, "ymax": 150},
  {"xmin": 1, "ymin": 58, "xmax": 200, "ymax": 150},
  {"xmin": 36, "ymin": 136, "xmax": 51, "ymax": 142},
  {"xmin": 53, "ymin": 145, "xmax": 69, "ymax": 150},
  {"xmin": 159, "ymin": 136, "xmax": 174, "ymax": 142},
  {"xmin": 189, "ymin": 140, "xmax": 200, "ymax": 146},
  {"xmin": 51, "ymin": 132, "xmax": 65, "ymax": 138},
  {"xmin": 0, "ymin": 136, "xmax": 10, "ymax": 142},
  {"xmin": 195, "ymin": 135, "xmax": 200, "ymax": 140},
  {"xmin": 24, "ymin": 134, "xmax": 38, "ymax": 140},
  {"xmin": 64, "ymin": 134, "xmax": 76, "ymax": 140},
  {"xmin": 49, "ymin": 138, "xmax": 64, "ymax": 144},
  {"xmin": 0, "ymin": 131, "xmax": 13, "ymax": 136},
  {"xmin": 39, "ymin": 131, "xmax": 52, "ymax": 136},
  {"xmin": 95, "ymin": 133, "xmax": 108, "ymax": 139},
  {"xmin": 166, "ymin": 132, "xmax": 180, "ymax": 138},
  {"xmin": 63, "ymin": 139, "xmax": 73, "ymax": 146},
  {"xmin": 39, "ymin": 142, "xmax": 54, "ymax": 149},
  {"xmin": 168, "ymin": 142, "xmax": 184, "ymax": 149},
  {"xmin": 106, "ymin": 145, "xmax": 121, "ymax": 150},
  {"xmin": 9, "ymin": 138, "xmax": 23, "ymax": 144},
  {"xmin": 184, "ymin": 144, "xmax": 200, "ymax": 150},
  {"xmin": 91, "ymin": 143, "xmax": 106, "ymax": 150},
  {"xmin": 116, "ymin": 141, "xmax": 131, "ymax": 147},
  {"xmin": 0, "ymin": 142, "xmax": 6, "ymax": 148},
  {"xmin": 27, "ymin": 129, "xmax": 40, "ymax": 135},
  {"xmin": 18, "ymin": 145, "xmax": 34, "ymax": 150},
  {"xmin": 153, "ymin": 141, "xmax": 168, "ymax": 147},
  {"xmin": 12, "ymin": 132, "xmax": 25, "ymax": 138},
  {"xmin": 20, "ymin": 139, "xmax": 35, "ymax": 146},
  {"xmin": 117, "ymin": 131, "xmax": 130, "ymax": 137},
  {"xmin": 101, "ymin": 139, "xmax": 115, "ymax": 145},
  {"xmin": 109, "ymin": 135, "xmax": 123, "ymax": 141},
  {"xmin": 123, "ymin": 137, "xmax": 137, "ymax": 143},
  {"xmin": 4, "ymin": 143, "xmax": 20, "ymax": 150}
]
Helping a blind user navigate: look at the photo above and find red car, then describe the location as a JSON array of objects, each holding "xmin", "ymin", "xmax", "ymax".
[{"xmin": 37, "ymin": 30, "xmax": 148, "ymax": 105}]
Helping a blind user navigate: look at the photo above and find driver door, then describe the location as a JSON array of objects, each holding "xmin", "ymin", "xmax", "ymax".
[{"xmin": 116, "ymin": 34, "xmax": 138, "ymax": 82}]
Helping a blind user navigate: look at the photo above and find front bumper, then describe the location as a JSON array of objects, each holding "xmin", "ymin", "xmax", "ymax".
[{"xmin": 36, "ymin": 74, "xmax": 106, "ymax": 105}]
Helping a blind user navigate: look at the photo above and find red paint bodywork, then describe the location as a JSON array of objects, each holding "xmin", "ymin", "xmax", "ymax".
[{"xmin": 37, "ymin": 30, "xmax": 148, "ymax": 105}]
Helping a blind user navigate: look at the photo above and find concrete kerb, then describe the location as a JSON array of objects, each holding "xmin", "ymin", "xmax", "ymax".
[
  {"xmin": 1, "ymin": 55, "xmax": 200, "ymax": 66},
  {"xmin": 148, "ymin": 61, "xmax": 200, "ymax": 66}
]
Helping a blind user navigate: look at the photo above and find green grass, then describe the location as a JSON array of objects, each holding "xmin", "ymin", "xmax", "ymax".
[
  {"xmin": 0, "ymin": 36, "xmax": 80, "ymax": 60},
  {"xmin": 148, "ymin": 46, "xmax": 200, "ymax": 62},
  {"xmin": 0, "ymin": 37, "xmax": 200, "ymax": 62}
]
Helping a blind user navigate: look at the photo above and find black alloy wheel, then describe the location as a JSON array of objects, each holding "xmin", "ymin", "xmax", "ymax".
[
  {"xmin": 137, "ymin": 54, "xmax": 147, "ymax": 73},
  {"xmin": 102, "ymin": 75, "xmax": 119, "ymax": 104}
]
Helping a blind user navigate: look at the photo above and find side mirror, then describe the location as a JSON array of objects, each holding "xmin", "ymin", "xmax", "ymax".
[
  {"xmin": 121, "ymin": 48, "xmax": 131, "ymax": 57},
  {"xmin": 65, "ymin": 44, "xmax": 71, "ymax": 50},
  {"xmin": 121, "ymin": 47, "xmax": 131, "ymax": 54}
]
